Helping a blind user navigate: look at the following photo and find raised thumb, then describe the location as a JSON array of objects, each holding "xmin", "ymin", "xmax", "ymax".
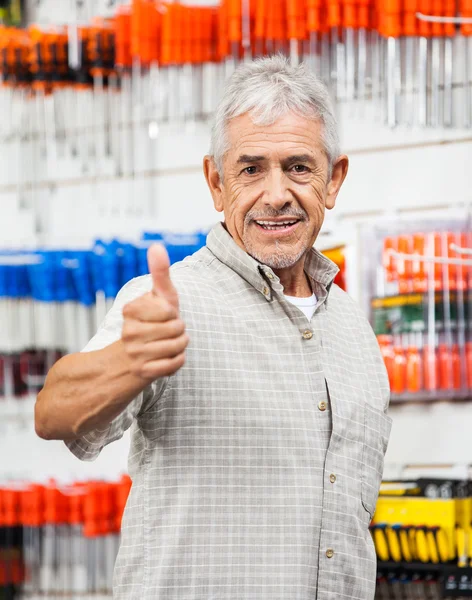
[{"xmin": 147, "ymin": 244, "xmax": 179, "ymax": 311}]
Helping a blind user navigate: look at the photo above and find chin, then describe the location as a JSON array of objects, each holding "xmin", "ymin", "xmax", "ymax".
[{"xmin": 250, "ymin": 248, "xmax": 308, "ymax": 270}]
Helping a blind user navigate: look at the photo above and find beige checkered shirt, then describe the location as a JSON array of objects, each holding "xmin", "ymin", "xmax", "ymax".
[{"xmin": 66, "ymin": 222, "xmax": 392, "ymax": 600}]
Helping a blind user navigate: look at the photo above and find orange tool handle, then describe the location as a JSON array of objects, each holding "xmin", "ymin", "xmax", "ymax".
[
  {"xmin": 460, "ymin": 0, "xmax": 472, "ymax": 35},
  {"xmin": 307, "ymin": 0, "xmax": 323, "ymax": 32},
  {"xmin": 287, "ymin": 0, "xmax": 307, "ymax": 40},
  {"xmin": 392, "ymin": 344, "xmax": 406, "ymax": 395},
  {"xmin": 267, "ymin": 0, "xmax": 287, "ymax": 41},
  {"xmin": 412, "ymin": 233, "xmax": 427, "ymax": 293},
  {"xmin": 68, "ymin": 490, "xmax": 85, "ymax": 526},
  {"xmin": 380, "ymin": 0, "xmax": 402, "ymax": 37},
  {"xmin": 424, "ymin": 345, "xmax": 439, "ymax": 391},
  {"xmin": 397, "ymin": 235, "xmax": 413, "ymax": 294},
  {"xmin": 417, "ymin": 0, "xmax": 433, "ymax": 36},
  {"xmin": 131, "ymin": 0, "xmax": 142, "ymax": 59},
  {"xmin": 181, "ymin": 5, "xmax": 192, "ymax": 64},
  {"xmin": 21, "ymin": 485, "xmax": 44, "ymax": 528},
  {"xmin": 217, "ymin": 1, "xmax": 229, "ymax": 60},
  {"xmin": 446, "ymin": 232, "xmax": 458, "ymax": 291},
  {"xmin": 227, "ymin": 0, "xmax": 242, "ymax": 42},
  {"xmin": 466, "ymin": 232, "xmax": 472, "ymax": 288},
  {"xmin": 438, "ymin": 343, "xmax": 461, "ymax": 391},
  {"xmin": 438, "ymin": 343, "xmax": 452, "ymax": 390},
  {"xmin": 451, "ymin": 343, "xmax": 462, "ymax": 390},
  {"xmin": 382, "ymin": 237, "xmax": 398, "ymax": 284},
  {"xmin": 160, "ymin": 3, "xmax": 175, "ymax": 66},
  {"xmin": 342, "ymin": 0, "xmax": 358, "ymax": 29},
  {"xmin": 254, "ymin": 0, "xmax": 267, "ymax": 38},
  {"xmin": 466, "ymin": 341, "xmax": 472, "ymax": 389},
  {"xmin": 378, "ymin": 335, "xmax": 395, "ymax": 389},
  {"xmin": 443, "ymin": 0, "xmax": 455, "ymax": 35},
  {"xmin": 210, "ymin": 7, "xmax": 220, "ymax": 62},
  {"xmin": 114, "ymin": 6, "xmax": 132, "ymax": 68},
  {"xmin": 431, "ymin": 0, "xmax": 444, "ymax": 36},
  {"xmin": 433, "ymin": 232, "xmax": 443, "ymax": 291},
  {"xmin": 406, "ymin": 345, "xmax": 423, "ymax": 394},
  {"xmin": 403, "ymin": 0, "xmax": 418, "ymax": 36},
  {"xmin": 357, "ymin": 0, "xmax": 371, "ymax": 29},
  {"xmin": 201, "ymin": 7, "xmax": 213, "ymax": 64},
  {"xmin": 456, "ymin": 232, "xmax": 470, "ymax": 291},
  {"xmin": 327, "ymin": 0, "xmax": 342, "ymax": 28},
  {"xmin": 3, "ymin": 489, "xmax": 20, "ymax": 527}
]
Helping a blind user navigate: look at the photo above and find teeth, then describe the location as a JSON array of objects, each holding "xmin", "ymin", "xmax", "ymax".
[{"xmin": 255, "ymin": 220, "xmax": 297, "ymax": 229}]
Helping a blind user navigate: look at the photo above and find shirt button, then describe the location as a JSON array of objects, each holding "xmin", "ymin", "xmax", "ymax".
[
  {"xmin": 326, "ymin": 549, "xmax": 334, "ymax": 559},
  {"xmin": 267, "ymin": 273, "xmax": 274, "ymax": 280},
  {"xmin": 302, "ymin": 330, "xmax": 313, "ymax": 340},
  {"xmin": 318, "ymin": 401, "xmax": 327, "ymax": 412},
  {"xmin": 329, "ymin": 474, "xmax": 336, "ymax": 484},
  {"xmin": 262, "ymin": 286, "xmax": 270, "ymax": 296}
]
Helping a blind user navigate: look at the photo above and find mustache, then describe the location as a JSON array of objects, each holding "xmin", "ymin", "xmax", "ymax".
[{"xmin": 245, "ymin": 206, "xmax": 308, "ymax": 224}]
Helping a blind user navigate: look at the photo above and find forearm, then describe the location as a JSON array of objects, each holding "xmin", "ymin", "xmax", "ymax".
[{"xmin": 35, "ymin": 340, "xmax": 148, "ymax": 441}]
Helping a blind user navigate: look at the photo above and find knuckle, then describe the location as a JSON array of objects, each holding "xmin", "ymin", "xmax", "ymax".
[
  {"xmin": 121, "ymin": 323, "xmax": 135, "ymax": 341},
  {"xmin": 127, "ymin": 344, "xmax": 140, "ymax": 359},
  {"xmin": 172, "ymin": 319, "xmax": 185, "ymax": 336}
]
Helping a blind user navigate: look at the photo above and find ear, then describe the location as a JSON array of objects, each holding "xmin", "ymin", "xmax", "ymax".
[
  {"xmin": 326, "ymin": 155, "xmax": 349, "ymax": 210},
  {"xmin": 203, "ymin": 155, "xmax": 225, "ymax": 213}
]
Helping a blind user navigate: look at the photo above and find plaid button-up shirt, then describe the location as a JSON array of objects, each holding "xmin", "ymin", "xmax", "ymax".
[{"xmin": 66, "ymin": 222, "xmax": 392, "ymax": 600}]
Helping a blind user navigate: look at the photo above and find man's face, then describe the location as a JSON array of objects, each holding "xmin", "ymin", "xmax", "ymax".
[{"xmin": 204, "ymin": 111, "xmax": 348, "ymax": 270}]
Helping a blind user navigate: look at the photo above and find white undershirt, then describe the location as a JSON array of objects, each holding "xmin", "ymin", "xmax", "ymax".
[{"xmin": 284, "ymin": 293, "xmax": 317, "ymax": 321}]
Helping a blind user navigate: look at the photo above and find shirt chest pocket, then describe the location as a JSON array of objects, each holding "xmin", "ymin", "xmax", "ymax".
[{"xmin": 361, "ymin": 403, "xmax": 392, "ymax": 520}]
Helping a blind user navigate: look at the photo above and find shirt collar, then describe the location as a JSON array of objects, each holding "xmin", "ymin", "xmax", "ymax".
[{"xmin": 206, "ymin": 222, "xmax": 339, "ymax": 302}]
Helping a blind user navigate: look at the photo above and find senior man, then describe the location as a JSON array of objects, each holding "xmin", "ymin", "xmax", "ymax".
[{"xmin": 36, "ymin": 55, "xmax": 391, "ymax": 600}]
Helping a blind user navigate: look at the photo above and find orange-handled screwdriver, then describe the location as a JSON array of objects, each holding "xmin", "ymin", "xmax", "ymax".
[
  {"xmin": 417, "ymin": 0, "xmax": 432, "ymax": 126},
  {"xmin": 460, "ymin": 0, "xmax": 472, "ymax": 127},
  {"xmin": 287, "ymin": 0, "xmax": 306, "ymax": 66},
  {"xmin": 406, "ymin": 332, "xmax": 423, "ymax": 394}
]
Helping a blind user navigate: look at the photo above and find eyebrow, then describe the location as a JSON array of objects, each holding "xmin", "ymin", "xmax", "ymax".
[
  {"xmin": 236, "ymin": 154, "xmax": 267, "ymax": 164},
  {"xmin": 236, "ymin": 153, "xmax": 317, "ymax": 166},
  {"xmin": 282, "ymin": 154, "xmax": 316, "ymax": 165}
]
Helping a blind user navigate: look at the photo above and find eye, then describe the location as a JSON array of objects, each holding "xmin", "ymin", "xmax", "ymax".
[
  {"xmin": 242, "ymin": 166, "xmax": 259, "ymax": 175},
  {"xmin": 291, "ymin": 164, "xmax": 310, "ymax": 173}
]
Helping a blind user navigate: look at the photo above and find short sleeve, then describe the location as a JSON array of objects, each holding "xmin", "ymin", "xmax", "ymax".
[{"xmin": 64, "ymin": 275, "xmax": 165, "ymax": 461}]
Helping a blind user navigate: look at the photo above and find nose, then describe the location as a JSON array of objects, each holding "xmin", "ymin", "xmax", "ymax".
[{"xmin": 264, "ymin": 168, "xmax": 292, "ymax": 211}]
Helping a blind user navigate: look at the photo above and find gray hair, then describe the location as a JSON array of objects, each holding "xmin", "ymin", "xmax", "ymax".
[{"xmin": 209, "ymin": 54, "xmax": 340, "ymax": 180}]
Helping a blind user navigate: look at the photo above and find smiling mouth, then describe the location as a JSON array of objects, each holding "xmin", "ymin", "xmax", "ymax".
[{"xmin": 253, "ymin": 219, "xmax": 301, "ymax": 231}]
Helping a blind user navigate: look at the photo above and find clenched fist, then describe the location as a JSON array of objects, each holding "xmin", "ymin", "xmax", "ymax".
[{"xmin": 121, "ymin": 244, "xmax": 189, "ymax": 382}]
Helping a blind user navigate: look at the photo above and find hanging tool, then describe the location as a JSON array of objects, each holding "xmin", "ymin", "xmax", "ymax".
[
  {"xmin": 357, "ymin": 0, "xmax": 370, "ymax": 110},
  {"xmin": 398, "ymin": 526, "xmax": 413, "ymax": 562},
  {"xmin": 241, "ymin": 0, "xmax": 252, "ymax": 62},
  {"xmin": 406, "ymin": 332, "xmax": 423, "ymax": 394},
  {"xmin": 370, "ymin": 0, "xmax": 382, "ymax": 118},
  {"xmin": 327, "ymin": 0, "xmax": 343, "ymax": 99},
  {"xmin": 417, "ymin": 0, "xmax": 432, "ymax": 127},
  {"xmin": 430, "ymin": 0, "xmax": 444, "ymax": 127},
  {"xmin": 403, "ymin": 0, "xmax": 418, "ymax": 126},
  {"xmin": 227, "ymin": 0, "xmax": 242, "ymax": 72},
  {"xmin": 266, "ymin": 0, "xmax": 287, "ymax": 57},
  {"xmin": 342, "ymin": 0, "xmax": 358, "ymax": 104},
  {"xmin": 461, "ymin": 0, "xmax": 472, "ymax": 127},
  {"xmin": 306, "ymin": 0, "xmax": 322, "ymax": 75},
  {"xmin": 68, "ymin": 486, "xmax": 87, "ymax": 597},
  {"xmin": 287, "ymin": 0, "xmax": 306, "ymax": 67},
  {"xmin": 381, "ymin": 0, "xmax": 401, "ymax": 127},
  {"xmin": 386, "ymin": 525, "xmax": 403, "ymax": 561},
  {"xmin": 253, "ymin": 0, "xmax": 266, "ymax": 57},
  {"xmin": 443, "ymin": 0, "xmax": 455, "ymax": 127},
  {"xmin": 372, "ymin": 523, "xmax": 390, "ymax": 561}
]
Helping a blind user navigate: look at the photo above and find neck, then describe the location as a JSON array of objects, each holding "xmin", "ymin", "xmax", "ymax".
[{"xmin": 274, "ymin": 257, "xmax": 312, "ymax": 297}]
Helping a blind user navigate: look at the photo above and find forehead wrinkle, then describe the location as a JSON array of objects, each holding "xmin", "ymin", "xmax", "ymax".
[{"xmin": 229, "ymin": 134, "xmax": 325, "ymax": 160}]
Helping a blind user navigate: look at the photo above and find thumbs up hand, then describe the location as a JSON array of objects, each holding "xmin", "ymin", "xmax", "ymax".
[{"xmin": 121, "ymin": 244, "xmax": 189, "ymax": 382}]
